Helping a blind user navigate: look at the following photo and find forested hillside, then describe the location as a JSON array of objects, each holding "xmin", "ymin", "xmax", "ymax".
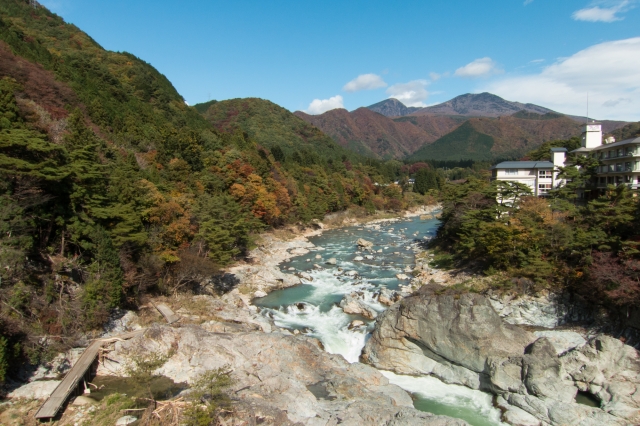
[
  {"xmin": 198, "ymin": 98, "xmax": 360, "ymax": 164},
  {"xmin": 609, "ymin": 121, "xmax": 640, "ymax": 141},
  {"xmin": 0, "ymin": 0, "xmax": 418, "ymax": 384},
  {"xmin": 434, "ymin": 138, "xmax": 640, "ymax": 319}
]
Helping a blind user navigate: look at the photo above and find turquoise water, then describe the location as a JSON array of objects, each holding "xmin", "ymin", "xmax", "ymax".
[{"xmin": 254, "ymin": 215, "xmax": 505, "ymax": 426}]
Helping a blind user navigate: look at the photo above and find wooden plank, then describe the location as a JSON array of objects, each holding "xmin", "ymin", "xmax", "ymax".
[
  {"xmin": 35, "ymin": 329, "xmax": 145, "ymax": 420},
  {"xmin": 35, "ymin": 339, "xmax": 103, "ymax": 419},
  {"xmin": 153, "ymin": 302, "xmax": 180, "ymax": 324}
]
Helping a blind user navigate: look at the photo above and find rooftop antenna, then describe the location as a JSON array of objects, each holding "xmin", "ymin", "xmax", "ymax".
[{"xmin": 586, "ymin": 92, "xmax": 589, "ymax": 123}]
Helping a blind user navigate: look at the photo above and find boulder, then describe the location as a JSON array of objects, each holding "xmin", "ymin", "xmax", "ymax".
[
  {"xmin": 533, "ymin": 330, "xmax": 586, "ymax": 355},
  {"xmin": 356, "ymin": 238, "xmax": 373, "ymax": 249},
  {"xmin": 254, "ymin": 290, "xmax": 268, "ymax": 298},
  {"xmin": 97, "ymin": 325, "xmax": 465, "ymax": 426},
  {"xmin": 8, "ymin": 380, "xmax": 61, "ymax": 399},
  {"xmin": 362, "ymin": 289, "xmax": 640, "ymax": 425},
  {"xmin": 297, "ymin": 272, "xmax": 313, "ymax": 281},
  {"xmin": 354, "ymin": 256, "xmax": 364, "ymax": 261},
  {"xmin": 349, "ymin": 320, "xmax": 365, "ymax": 329},
  {"xmin": 115, "ymin": 416, "xmax": 138, "ymax": 426},
  {"xmin": 395, "ymin": 273, "xmax": 410, "ymax": 280},
  {"xmin": 376, "ymin": 288, "xmax": 400, "ymax": 306},
  {"xmin": 72, "ymin": 395, "xmax": 97, "ymax": 406},
  {"xmin": 339, "ymin": 293, "xmax": 378, "ymax": 320},
  {"xmin": 326, "ymin": 258, "xmax": 337, "ymax": 265}
]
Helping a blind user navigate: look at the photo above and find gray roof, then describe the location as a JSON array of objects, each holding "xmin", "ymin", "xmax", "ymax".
[
  {"xmin": 570, "ymin": 137, "xmax": 640, "ymax": 153},
  {"xmin": 590, "ymin": 136, "xmax": 640, "ymax": 151},
  {"xmin": 492, "ymin": 161, "xmax": 554, "ymax": 170},
  {"xmin": 550, "ymin": 147, "xmax": 567, "ymax": 152}
]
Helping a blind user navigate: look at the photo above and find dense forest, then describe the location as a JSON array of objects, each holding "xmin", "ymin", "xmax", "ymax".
[
  {"xmin": 0, "ymin": 0, "xmax": 431, "ymax": 384},
  {"xmin": 433, "ymin": 134, "xmax": 640, "ymax": 317}
]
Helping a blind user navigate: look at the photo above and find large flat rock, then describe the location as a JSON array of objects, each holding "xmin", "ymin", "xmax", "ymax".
[{"xmin": 98, "ymin": 325, "xmax": 466, "ymax": 426}]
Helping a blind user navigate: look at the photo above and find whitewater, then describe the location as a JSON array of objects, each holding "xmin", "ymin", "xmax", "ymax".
[{"xmin": 254, "ymin": 215, "xmax": 506, "ymax": 426}]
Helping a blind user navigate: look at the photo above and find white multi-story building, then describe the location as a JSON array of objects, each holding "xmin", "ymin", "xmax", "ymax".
[
  {"xmin": 491, "ymin": 148, "xmax": 566, "ymax": 196},
  {"xmin": 492, "ymin": 122, "xmax": 640, "ymax": 197},
  {"xmin": 570, "ymin": 122, "xmax": 640, "ymax": 192}
]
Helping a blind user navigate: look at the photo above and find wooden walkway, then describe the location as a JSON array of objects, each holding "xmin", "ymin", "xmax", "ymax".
[{"xmin": 34, "ymin": 330, "xmax": 144, "ymax": 420}]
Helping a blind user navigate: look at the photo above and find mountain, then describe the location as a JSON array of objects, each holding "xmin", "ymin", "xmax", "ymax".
[
  {"xmin": 407, "ymin": 114, "xmax": 585, "ymax": 162},
  {"xmin": 294, "ymin": 108, "xmax": 461, "ymax": 159},
  {"xmin": 411, "ymin": 92, "xmax": 553, "ymax": 118},
  {"xmin": 197, "ymin": 98, "xmax": 361, "ymax": 163},
  {"xmin": 297, "ymin": 94, "xmax": 630, "ymax": 161},
  {"xmin": 366, "ymin": 98, "xmax": 420, "ymax": 117}
]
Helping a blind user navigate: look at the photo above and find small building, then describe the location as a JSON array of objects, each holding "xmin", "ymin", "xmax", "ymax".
[{"xmin": 491, "ymin": 149, "xmax": 566, "ymax": 197}]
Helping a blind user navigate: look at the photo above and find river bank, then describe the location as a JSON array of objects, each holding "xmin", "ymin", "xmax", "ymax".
[
  {"xmin": 227, "ymin": 204, "xmax": 442, "ymax": 299},
  {"xmin": 8, "ymin": 202, "xmax": 639, "ymax": 426}
]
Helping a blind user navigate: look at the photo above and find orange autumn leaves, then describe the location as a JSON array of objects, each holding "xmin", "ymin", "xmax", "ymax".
[{"xmin": 225, "ymin": 159, "xmax": 291, "ymax": 225}]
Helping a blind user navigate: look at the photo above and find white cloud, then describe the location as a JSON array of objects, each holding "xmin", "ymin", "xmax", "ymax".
[
  {"xmin": 454, "ymin": 57, "xmax": 503, "ymax": 78},
  {"xmin": 524, "ymin": 0, "xmax": 534, "ymax": 5},
  {"xmin": 530, "ymin": 59, "xmax": 545, "ymax": 64},
  {"xmin": 386, "ymin": 80, "xmax": 429, "ymax": 107},
  {"xmin": 429, "ymin": 72, "xmax": 441, "ymax": 81},
  {"xmin": 483, "ymin": 37, "xmax": 640, "ymax": 120},
  {"xmin": 572, "ymin": 0, "xmax": 635, "ymax": 22},
  {"xmin": 343, "ymin": 74, "xmax": 387, "ymax": 92},
  {"xmin": 305, "ymin": 95, "xmax": 344, "ymax": 115}
]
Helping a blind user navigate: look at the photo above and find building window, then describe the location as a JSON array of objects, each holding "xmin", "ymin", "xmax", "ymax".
[
  {"xmin": 608, "ymin": 164, "xmax": 615, "ymax": 172},
  {"xmin": 600, "ymin": 177, "xmax": 606, "ymax": 185},
  {"xmin": 608, "ymin": 177, "xmax": 614, "ymax": 184},
  {"xmin": 625, "ymin": 175, "xmax": 632, "ymax": 183},
  {"xmin": 618, "ymin": 149, "xmax": 624, "ymax": 157},
  {"xmin": 538, "ymin": 183, "xmax": 552, "ymax": 195},
  {"xmin": 625, "ymin": 162, "xmax": 632, "ymax": 171},
  {"xmin": 538, "ymin": 170, "xmax": 552, "ymax": 178},
  {"xmin": 616, "ymin": 163, "xmax": 623, "ymax": 172},
  {"xmin": 505, "ymin": 169, "xmax": 518, "ymax": 176}
]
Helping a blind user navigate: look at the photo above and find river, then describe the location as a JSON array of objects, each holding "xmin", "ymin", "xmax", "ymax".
[{"xmin": 254, "ymin": 215, "xmax": 506, "ymax": 426}]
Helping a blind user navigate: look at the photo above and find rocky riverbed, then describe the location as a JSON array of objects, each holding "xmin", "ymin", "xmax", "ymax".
[
  {"xmin": 6, "ymin": 203, "xmax": 640, "ymax": 426},
  {"xmin": 362, "ymin": 286, "xmax": 640, "ymax": 426}
]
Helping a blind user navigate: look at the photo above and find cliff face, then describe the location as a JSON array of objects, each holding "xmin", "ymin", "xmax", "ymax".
[{"xmin": 362, "ymin": 288, "xmax": 640, "ymax": 426}]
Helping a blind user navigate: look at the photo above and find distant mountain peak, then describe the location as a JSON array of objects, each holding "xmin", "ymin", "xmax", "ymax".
[
  {"xmin": 410, "ymin": 92, "xmax": 554, "ymax": 118},
  {"xmin": 367, "ymin": 98, "xmax": 420, "ymax": 117}
]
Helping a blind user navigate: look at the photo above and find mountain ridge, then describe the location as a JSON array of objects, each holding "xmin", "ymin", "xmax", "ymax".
[
  {"xmin": 295, "ymin": 94, "xmax": 630, "ymax": 161},
  {"xmin": 410, "ymin": 92, "xmax": 553, "ymax": 118},
  {"xmin": 366, "ymin": 98, "xmax": 420, "ymax": 117}
]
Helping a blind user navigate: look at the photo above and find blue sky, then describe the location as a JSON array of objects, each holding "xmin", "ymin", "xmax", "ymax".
[{"xmin": 39, "ymin": 0, "xmax": 640, "ymax": 120}]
